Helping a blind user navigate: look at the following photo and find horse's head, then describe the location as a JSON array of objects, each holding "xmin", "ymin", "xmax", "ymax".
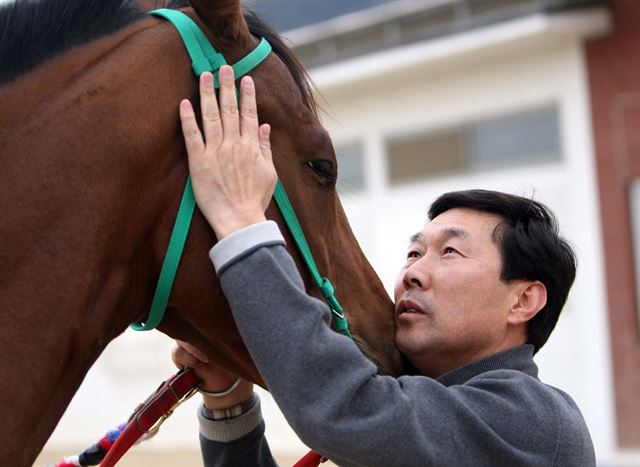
[
  {"xmin": 156, "ymin": 0, "xmax": 404, "ymax": 379},
  {"xmin": 0, "ymin": 1, "xmax": 402, "ymax": 463}
]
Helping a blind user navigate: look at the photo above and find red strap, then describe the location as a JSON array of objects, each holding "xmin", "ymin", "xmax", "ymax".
[
  {"xmin": 100, "ymin": 368, "xmax": 200, "ymax": 467},
  {"xmin": 293, "ymin": 450, "xmax": 326, "ymax": 467},
  {"xmin": 97, "ymin": 367, "xmax": 326, "ymax": 467},
  {"xmin": 98, "ymin": 422, "xmax": 142, "ymax": 467}
]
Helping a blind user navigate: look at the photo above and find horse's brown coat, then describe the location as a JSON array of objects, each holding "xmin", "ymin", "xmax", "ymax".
[{"xmin": 0, "ymin": 1, "xmax": 403, "ymax": 465}]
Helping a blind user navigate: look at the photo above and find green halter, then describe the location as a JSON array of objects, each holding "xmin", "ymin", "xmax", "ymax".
[{"xmin": 131, "ymin": 9, "xmax": 351, "ymax": 338}]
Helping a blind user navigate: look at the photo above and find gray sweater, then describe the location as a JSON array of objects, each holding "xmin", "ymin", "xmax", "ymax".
[{"xmin": 199, "ymin": 221, "xmax": 595, "ymax": 466}]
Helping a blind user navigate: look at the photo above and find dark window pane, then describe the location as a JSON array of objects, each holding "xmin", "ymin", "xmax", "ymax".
[
  {"xmin": 336, "ymin": 144, "xmax": 365, "ymax": 192},
  {"xmin": 387, "ymin": 129, "xmax": 466, "ymax": 185},
  {"xmin": 470, "ymin": 106, "xmax": 561, "ymax": 169},
  {"xmin": 385, "ymin": 105, "xmax": 561, "ymax": 184}
]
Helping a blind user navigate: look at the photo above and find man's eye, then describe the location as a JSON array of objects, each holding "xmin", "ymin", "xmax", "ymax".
[
  {"xmin": 443, "ymin": 247, "xmax": 458, "ymax": 255},
  {"xmin": 407, "ymin": 251, "xmax": 421, "ymax": 259}
]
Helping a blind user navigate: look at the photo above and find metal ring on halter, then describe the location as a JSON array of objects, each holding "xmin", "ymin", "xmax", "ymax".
[{"xmin": 198, "ymin": 378, "xmax": 242, "ymax": 397}]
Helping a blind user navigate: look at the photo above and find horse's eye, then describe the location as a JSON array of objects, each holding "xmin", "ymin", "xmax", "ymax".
[{"xmin": 306, "ymin": 159, "xmax": 337, "ymax": 183}]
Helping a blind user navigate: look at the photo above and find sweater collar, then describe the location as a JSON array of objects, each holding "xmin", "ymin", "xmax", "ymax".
[{"xmin": 436, "ymin": 344, "xmax": 538, "ymax": 387}]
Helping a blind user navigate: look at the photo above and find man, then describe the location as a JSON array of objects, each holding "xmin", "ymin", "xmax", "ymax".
[{"xmin": 173, "ymin": 66, "xmax": 595, "ymax": 466}]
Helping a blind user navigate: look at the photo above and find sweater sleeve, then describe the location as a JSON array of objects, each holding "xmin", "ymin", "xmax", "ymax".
[
  {"xmin": 210, "ymin": 222, "xmax": 595, "ymax": 467},
  {"xmin": 198, "ymin": 395, "xmax": 277, "ymax": 467}
]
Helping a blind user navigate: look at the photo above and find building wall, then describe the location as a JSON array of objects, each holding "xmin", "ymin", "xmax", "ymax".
[{"xmin": 585, "ymin": 0, "xmax": 640, "ymax": 451}]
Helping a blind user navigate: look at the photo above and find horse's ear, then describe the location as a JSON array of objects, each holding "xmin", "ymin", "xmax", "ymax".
[
  {"xmin": 189, "ymin": 0, "xmax": 250, "ymax": 45},
  {"xmin": 136, "ymin": 0, "xmax": 165, "ymax": 12}
]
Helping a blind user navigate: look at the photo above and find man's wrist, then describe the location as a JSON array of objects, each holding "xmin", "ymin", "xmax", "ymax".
[
  {"xmin": 202, "ymin": 393, "xmax": 258, "ymax": 421},
  {"xmin": 209, "ymin": 220, "xmax": 284, "ymax": 273},
  {"xmin": 198, "ymin": 394, "xmax": 263, "ymax": 442},
  {"xmin": 211, "ymin": 212, "xmax": 267, "ymax": 239},
  {"xmin": 202, "ymin": 380, "xmax": 254, "ymax": 410}
]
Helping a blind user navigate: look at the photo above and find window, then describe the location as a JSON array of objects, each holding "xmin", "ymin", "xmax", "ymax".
[
  {"xmin": 386, "ymin": 105, "xmax": 561, "ymax": 185},
  {"xmin": 387, "ymin": 128, "xmax": 466, "ymax": 182},
  {"xmin": 471, "ymin": 105, "xmax": 561, "ymax": 170},
  {"xmin": 335, "ymin": 144, "xmax": 365, "ymax": 193}
]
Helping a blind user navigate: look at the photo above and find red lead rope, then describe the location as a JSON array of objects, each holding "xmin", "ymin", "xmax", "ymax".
[
  {"xmin": 100, "ymin": 367, "xmax": 200, "ymax": 467},
  {"xmin": 56, "ymin": 368, "xmax": 327, "ymax": 466},
  {"xmin": 293, "ymin": 450, "xmax": 328, "ymax": 466}
]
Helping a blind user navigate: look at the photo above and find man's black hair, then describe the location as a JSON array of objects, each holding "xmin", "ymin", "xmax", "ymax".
[{"xmin": 428, "ymin": 189, "xmax": 577, "ymax": 353}]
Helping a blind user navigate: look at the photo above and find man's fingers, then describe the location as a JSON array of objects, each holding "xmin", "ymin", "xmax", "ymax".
[
  {"xmin": 199, "ymin": 72, "xmax": 222, "ymax": 145},
  {"xmin": 259, "ymin": 123, "xmax": 273, "ymax": 164},
  {"xmin": 240, "ymin": 76, "xmax": 259, "ymax": 138},
  {"xmin": 177, "ymin": 340, "xmax": 210, "ymax": 363},
  {"xmin": 218, "ymin": 65, "xmax": 240, "ymax": 138},
  {"xmin": 171, "ymin": 345, "xmax": 199, "ymax": 369},
  {"xmin": 179, "ymin": 99, "xmax": 205, "ymax": 159}
]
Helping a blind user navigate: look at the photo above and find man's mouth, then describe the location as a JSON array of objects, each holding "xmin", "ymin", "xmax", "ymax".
[
  {"xmin": 396, "ymin": 298, "xmax": 426, "ymax": 317},
  {"xmin": 402, "ymin": 308, "xmax": 420, "ymax": 314}
]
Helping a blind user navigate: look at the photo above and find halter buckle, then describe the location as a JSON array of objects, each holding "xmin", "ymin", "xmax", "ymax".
[
  {"xmin": 330, "ymin": 306, "xmax": 345, "ymax": 321},
  {"xmin": 132, "ymin": 367, "xmax": 200, "ymax": 436},
  {"xmin": 144, "ymin": 384, "xmax": 199, "ymax": 437}
]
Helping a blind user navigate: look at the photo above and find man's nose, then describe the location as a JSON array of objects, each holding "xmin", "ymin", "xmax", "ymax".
[{"xmin": 403, "ymin": 258, "xmax": 429, "ymax": 291}]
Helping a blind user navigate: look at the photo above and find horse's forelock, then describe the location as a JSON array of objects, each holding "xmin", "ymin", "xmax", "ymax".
[{"xmin": 244, "ymin": 10, "xmax": 318, "ymax": 117}]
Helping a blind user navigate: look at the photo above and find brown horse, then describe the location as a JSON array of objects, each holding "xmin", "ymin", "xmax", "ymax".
[{"xmin": 0, "ymin": 0, "xmax": 403, "ymax": 465}]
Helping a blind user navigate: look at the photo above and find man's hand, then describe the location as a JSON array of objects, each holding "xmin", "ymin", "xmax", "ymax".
[
  {"xmin": 172, "ymin": 340, "xmax": 254, "ymax": 410},
  {"xmin": 179, "ymin": 66, "xmax": 277, "ymax": 239}
]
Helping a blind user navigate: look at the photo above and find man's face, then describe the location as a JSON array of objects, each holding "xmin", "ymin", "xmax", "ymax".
[{"xmin": 393, "ymin": 208, "xmax": 521, "ymax": 377}]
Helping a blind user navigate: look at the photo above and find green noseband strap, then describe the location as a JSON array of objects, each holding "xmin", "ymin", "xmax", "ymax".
[{"xmin": 273, "ymin": 181, "xmax": 351, "ymax": 337}]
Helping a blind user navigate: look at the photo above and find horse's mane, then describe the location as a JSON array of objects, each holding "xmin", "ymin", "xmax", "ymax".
[
  {"xmin": 2, "ymin": 0, "xmax": 139, "ymax": 84},
  {"xmin": 244, "ymin": 10, "xmax": 317, "ymax": 115},
  {"xmin": 0, "ymin": 0, "xmax": 316, "ymax": 113}
]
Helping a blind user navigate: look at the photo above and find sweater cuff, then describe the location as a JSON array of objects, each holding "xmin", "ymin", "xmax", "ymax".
[
  {"xmin": 209, "ymin": 221, "xmax": 285, "ymax": 273},
  {"xmin": 198, "ymin": 394, "xmax": 263, "ymax": 443}
]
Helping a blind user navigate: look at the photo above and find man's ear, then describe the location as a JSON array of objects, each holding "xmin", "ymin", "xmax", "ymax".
[{"xmin": 507, "ymin": 281, "xmax": 547, "ymax": 326}]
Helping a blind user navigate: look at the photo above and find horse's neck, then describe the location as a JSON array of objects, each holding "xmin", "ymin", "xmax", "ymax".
[
  {"xmin": 1, "ymin": 18, "xmax": 189, "ymax": 325},
  {"xmin": 2, "ymin": 19, "xmax": 148, "ymax": 122},
  {"xmin": 0, "ymin": 19, "xmax": 199, "ymax": 466}
]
